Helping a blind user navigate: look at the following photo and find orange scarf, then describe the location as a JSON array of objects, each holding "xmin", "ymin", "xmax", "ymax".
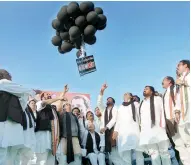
[{"xmin": 179, "ymin": 72, "xmax": 189, "ymax": 120}]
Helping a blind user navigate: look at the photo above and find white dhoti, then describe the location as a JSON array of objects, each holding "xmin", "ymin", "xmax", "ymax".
[
  {"xmin": 14, "ymin": 147, "xmax": 34, "ymax": 165},
  {"xmin": 120, "ymin": 150, "xmax": 144, "ymax": 165},
  {"xmin": 14, "ymin": 113, "xmax": 36, "ymax": 165},
  {"xmin": 0, "ymin": 120, "xmax": 24, "ymax": 165},
  {"xmin": 56, "ymin": 137, "xmax": 82, "ymax": 165},
  {"xmin": 35, "ymin": 151, "xmax": 55, "ymax": 165},
  {"xmin": 35, "ymin": 131, "xmax": 55, "ymax": 165},
  {"xmin": 147, "ymin": 140, "xmax": 171, "ymax": 165},
  {"xmin": 173, "ymin": 124, "xmax": 190, "ymax": 165},
  {"xmin": 109, "ymin": 147, "xmax": 124, "ymax": 165},
  {"xmin": 0, "ymin": 147, "xmax": 7, "ymax": 165},
  {"xmin": 87, "ymin": 152, "xmax": 105, "ymax": 165},
  {"xmin": 56, "ymin": 153, "xmax": 81, "ymax": 165}
]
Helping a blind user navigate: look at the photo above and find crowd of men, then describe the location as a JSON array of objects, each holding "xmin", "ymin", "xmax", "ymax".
[{"xmin": 0, "ymin": 59, "xmax": 190, "ymax": 165}]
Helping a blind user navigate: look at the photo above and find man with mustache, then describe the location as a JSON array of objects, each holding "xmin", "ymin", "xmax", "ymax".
[
  {"xmin": 139, "ymin": 86, "xmax": 171, "ymax": 165},
  {"xmin": 35, "ymin": 90, "xmax": 65, "ymax": 165},
  {"xmin": 97, "ymin": 83, "xmax": 119, "ymax": 165}
]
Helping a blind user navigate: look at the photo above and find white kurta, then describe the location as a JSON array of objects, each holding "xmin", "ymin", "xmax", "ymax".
[
  {"xmin": 163, "ymin": 87, "xmax": 177, "ymax": 120},
  {"xmin": 22, "ymin": 111, "xmax": 36, "ymax": 151},
  {"xmin": 0, "ymin": 79, "xmax": 35, "ymax": 148},
  {"xmin": 35, "ymin": 101, "xmax": 52, "ymax": 153},
  {"xmin": 139, "ymin": 96, "xmax": 168, "ymax": 146},
  {"xmin": 114, "ymin": 103, "xmax": 142, "ymax": 153},
  {"xmin": 97, "ymin": 95, "xmax": 118, "ymax": 130},
  {"xmin": 176, "ymin": 72, "xmax": 190, "ymax": 126}
]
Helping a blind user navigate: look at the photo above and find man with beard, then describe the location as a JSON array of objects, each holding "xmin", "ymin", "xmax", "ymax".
[
  {"xmin": 35, "ymin": 91, "xmax": 65, "ymax": 165},
  {"xmin": 0, "ymin": 69, "xmax": 35, "ymax": 165},
  {"xmin": 139, "ymin": 86, "xmax": 171, "ymax": 165},
  {"xmin": 112, "ymin": 92, "xmax": 144, "ymax": 165},
  {"xmin": 176, "ymin": 60, "xmax": 190, "ymax": 133},
  {"xmin": 56, "ymin": 85, "xmax": 82, "ymax": 165},
  {"xmin": 162, "ymin": 76, "xmax": 183, "ymax": 164},
  {"xmin": 97, "ymin": 83, "xmax": 119, "ymax": 165}
]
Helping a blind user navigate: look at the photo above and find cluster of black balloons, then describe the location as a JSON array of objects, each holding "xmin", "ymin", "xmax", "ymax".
[{"xmin": 51, "ymin": 1, "xmax": 107, "ymax": 54}]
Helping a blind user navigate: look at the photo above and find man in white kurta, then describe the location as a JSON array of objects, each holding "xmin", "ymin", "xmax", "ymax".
[
  {"xmin": 162, "ymin": 76, "xmax": 190, "ymax": 165},
  {"xmin": 35, "ymin": 93, "xmax": 64, "ymax": 165},
  {"xmin": 113, "ymin": 93, "xmax": 144, "ymax": 165},
  {"xmin": 139, "ymin": 86, "xmax": 171, "ymax": 165},
  {"xmin": 176, "ymin": 60, "xmax": 190, "ymax": 130},
  {"xmin": 0, "ymin": 69, "xmax": 35, "ymax": 165},
  {"xmin": 174, "ymin": 60, "xmax": 190, "ymax": 165},
  {"xmin": 97, "ymin": 84, "xmax": 120, "ymax": 165},
  {"xmin": 79, "ymin": 120, "xmax": 105, "ymax": 165},
  {"xmin": 14, "ymin": 99, "xmax": 37, "ymax": 165}
]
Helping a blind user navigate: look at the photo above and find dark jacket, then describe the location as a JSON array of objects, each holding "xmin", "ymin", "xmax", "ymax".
[
  {"xmin": 0, "ymin": 91, "xmax": 23, "ymax": 125},
  {"xmin": 35, "ymin": 104, "xmax": 54, "ymax": 132}
]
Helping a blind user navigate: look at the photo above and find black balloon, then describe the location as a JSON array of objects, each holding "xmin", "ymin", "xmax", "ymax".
[
  {"xmin": 64, "ymin": 18, "xmax": 74, "ymax": 30},
  {"xmin": 52, "ymin": 19, "xmax": 61, "ymax": 30},
  {"xmin": 57, "ymin": 6, "xmax": 68, "ymax": 22},
  {"xmin": 73, "ymin": 36, "xmax": 82, "ymax": 49},
  {"xmin": 52, "ymin": 36, "xmax": 62, "ymax": 46},
  {"xmin": 69, "ymin": 1, "xmax": 79, "ymax": 7},
  {"xmin": 60, "ymin": 32, "xmax": 69, "ymax": 41},
  {"xmin": 52, "ymin": 1, "xmax": 106, "ymax": 53},
  {"xmin": 56, "ymin": 31, "xmax": 60, "ymax": 36},
  {"xmin": 58, "ymin": 46, "xmax": 65, "ymax": 54},
  {"xmin": 96, "ymin": 23, "xmax": 107, "ymax": 30},
  {"xmin": 86, "ymin": 11, "xmax": 98, "ymax": 24},
  {"xmin": 61, "ymin": 42, "xmax": 73, "ymax": 52},
  {"xmin": 67, "ymin": 3, "xmax": 79, "ymax": 16},
  {"xmin": 97, "ymin": 14, "xmax": 107, "ymax": 27},
  {"xmin": 75, "ymin": 15, "xmax": 87, "ymax": 28},
  {"xmin": 84, "ymin": 35, "xmax": 96, "ymax": 45},
  {"xmin": 79, "ymin": 1, "xmax": 94, "ymax": 14},
  {"xmin": 84, "ymin": 25, "xmax": 96, "ymax": 36},
  {"xmin": 69, "ymin": 26, "xmax": 81, "ymax": 39},
  {"xmin": 70, "ymin": 35, "xmax": 80, "ymax": 43},
  {"xmin": 94, "ymin": 7, "xmax": 103, "ymax": 14}
]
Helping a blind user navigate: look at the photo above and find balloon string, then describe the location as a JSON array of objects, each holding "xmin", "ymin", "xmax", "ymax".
[{"xmin": 80, "ymin": 35, "xmax": 86, "ymax": 58}]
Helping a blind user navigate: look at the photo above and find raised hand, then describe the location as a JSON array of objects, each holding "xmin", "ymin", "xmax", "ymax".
[
  {"xmin": 100, "ymin": 83, "xmax": 108, "ymax": 95},
  {"xmin": 64, "ymin": 84, "xmax": 69, "ymax": 93}
]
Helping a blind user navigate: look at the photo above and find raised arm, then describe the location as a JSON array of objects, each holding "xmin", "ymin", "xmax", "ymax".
[
  {"xmin": 0, "ymin": 80, "xmax": 35, "ymax": 97},
  {"xmin": 78, "ymin": 117, "xmax": 88, "ymax": 147},
  {"xmin": 52, "ymin": 85, "xmax": 69, "ymax": 112},
  {"xmin": 97, "ymin": 83, "xmax": 108, "ymax": 112}
]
